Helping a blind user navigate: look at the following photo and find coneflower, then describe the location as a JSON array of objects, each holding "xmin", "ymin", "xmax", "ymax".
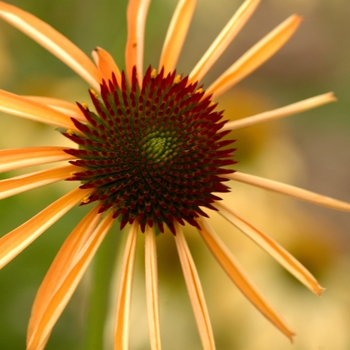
[{"xmin": 0, "ymin": 1, "xmax": 349, "ymax": 349}]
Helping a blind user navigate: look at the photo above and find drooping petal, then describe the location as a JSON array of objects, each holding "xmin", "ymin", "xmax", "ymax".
[
  {"xmin": 27, "ymin": 210, "xmax": 114, "ymax": 350},
  {"xmin": 214, "ymin": 202, "xmax": 325, "ymax": 295},
  {"xmin": 228, "ymin": 172, "xmax": 350, "ymax": 211},
  {"xmin": 0, "ymin": 147, "xmax": 73, "ymax": 173},
  {"xmin": 189, "ymin": 0, "xmax": 260, "ymax": 84},
  {"xmin": 159, "ymin": 0, "xmax": 197, "ymax": 74},
  {"xmin": 174, "ymin": 223, "xmax": 215, "ymax": 350},
  {"xmin": 0, "ymin": 2, "xmax": 101, "ymax": 90},
  {"xmin": 114, "ymin": 222, "xmax": 139, "ymax": 350},
  {"xmin": 29, "ymin": 205, "xmax": 101, "ymax": 332},
  {"xmin": 0, "ymin": 90, "xmax": 78, "ymax": 129},
  {"xmin": 0, "ymin": 188, "xmax": 93, "ymax": 269},
  {"xmin": 196, "ymin": 217, "xmax": 295, "ymax": 341},
  {"xmin": 145, "ymin": 226, "xmax": 162, "ymax": 350},
  {"xmin": 207, "ymin": 15, "xmax": 302, "ymax": 99},
  {"xmin": 221, "ymin": 92, "xmax": 336, "ymax": 131},
  {"xmin": 0, "ymin": 165, "xmax": 76, "ymax": 200},
  {"xmin": 27, "ymin": 205, "xmax": 101, "ymax": 346},
  {"xmin": 92, "ymin": 47, "xmax": 122, "ymax": 83},
  {"xmin": 125, "ymin": 0, "xmax": 151, "ymax": 84},
  {"xmin": 24, "ymin": 96, "xmax": 87, "ymax": 121}
]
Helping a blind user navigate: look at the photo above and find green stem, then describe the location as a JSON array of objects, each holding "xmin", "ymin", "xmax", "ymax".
[{"xmin": 85, "ymin": 225, "xmax": 122, "ymax": 350}]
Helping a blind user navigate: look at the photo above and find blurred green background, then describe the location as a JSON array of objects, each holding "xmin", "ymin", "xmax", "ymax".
[{"xmin": 0, "ymin": 0, "xmax": 350, "ymax": 349}]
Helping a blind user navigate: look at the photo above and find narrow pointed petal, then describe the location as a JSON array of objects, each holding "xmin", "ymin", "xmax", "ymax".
[
  {"xmin": 174, "ymin": 223, "xmax": 215, "ymax": 350},
  {"xmin": 196, "ymin": 217, "xmax": 294, "ymax": 341},
  {"xmin": 0, "ymin": 90, "xmax": 78, "ymax": 129},
  {"xmin": 0, "ymin": 147, "xmax": 73, "ymax": 173},
  {"xmin": 92, "ymin": 47, "xmax": 122, "ymax": 83},
  {"xmin": 221, "ymin": 92, "xmax": 336, "ymax": 131},
  {"xmin": 24, "ymin": 96, "xmax": 87, "ymax": 121},
  {"xmin": 145, "ymin": 226, "xmax": 162, "ymax": 350},
  {"xmin": 0, "ymin": 188, "xmax": 93, "ymax": 269},
  {"xmin": 215, "ymin": 202, "xmax": 325, "ymax": 295},
  {"xmin": 27, "ymin": 211, "xmax": 114, "ymax": 350},
  {"xmin": 0, "ymin": 165, "xmax": 76, "ymax": 200},
  {"xmin": 125, "ymin": 0, "xmax": 151, "ymax": 83},
  {"xmin": 0, "ymin": 2, "xmax": 101, "ymax": 89},
  {"xmin": 228, "ymin": 172, "xmax": 350, "ymax": 211},
  {"xmin": 189, "ymin": 0, "xmax": 260, "ymax": 84},
  {"xmin": 159, "ymin": 0, "xmax": 197, "ymax": 74},
  {"xmin": 207, "ymin": 15, "xmax": 302, "ymax": 99},
  {"xmin": 114, "ymin": 222, "xmax": 139, "ymax": 350}
]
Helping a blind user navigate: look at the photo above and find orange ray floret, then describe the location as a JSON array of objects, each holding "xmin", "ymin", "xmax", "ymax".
[
  {"xmin": 207, "ymin": 15, "xmax": 302, "ymax": 99},
  {"xmin": 0, "ymin": 147, "xmax": 73, "ymax": 173},
  {"xmin": 0, "ymin": 90, "xmax": 78, "ymax": 129},
  {"xmin": 114, "ymin": 222, "xmax": 139, "ymax": 349},
  {"xmin": 196, "ymin": 217, "xmax": 295, "ymax": 341},
  {"xmin": 0, "ymin": 188, "xmax": 93, "ymax": 269},
  {"xmin": 125, "ymin": 0, "xmax": 151, "ymax": 84},
  {"xmin": 145, "ymin": 226, "xmax": 162, "ymax": 350},
  {"xmin": 0, "ymin": 1, "xmax": 101, "ymax": 89},
  {"xmin": 175, "ymin": 222, "xmax": 215, "ymax": 350}
]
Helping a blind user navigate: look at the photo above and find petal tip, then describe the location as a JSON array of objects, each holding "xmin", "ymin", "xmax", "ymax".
[
  {"xmin": 292, "ymin": 14, "xmax": 303, "ymax": 23},
  {"xmin": 315, "ymin": 285, "xmax": 326, "ymax": 296},
  {"xmin": 327, "ymin": 91, "xmax": 337, "ymax": 102},
  {"xmin": 288, "ymin": 331, "xmax": 296, "ymax": 343}
]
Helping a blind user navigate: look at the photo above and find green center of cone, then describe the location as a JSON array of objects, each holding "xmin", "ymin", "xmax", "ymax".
[{"xmin": 142, "ymin": 132, "xmax": 177, "ymax": 163}]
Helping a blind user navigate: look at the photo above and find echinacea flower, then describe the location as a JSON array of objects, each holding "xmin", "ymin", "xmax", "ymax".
[{"xmin": 0, "ymin": 0, "xmax": 349, "ymax": 349}]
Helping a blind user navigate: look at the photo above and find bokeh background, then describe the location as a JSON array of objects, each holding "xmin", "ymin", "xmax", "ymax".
[{"xmin": 0, "ymin": 0, "xmax": 350, "ymax": 349}]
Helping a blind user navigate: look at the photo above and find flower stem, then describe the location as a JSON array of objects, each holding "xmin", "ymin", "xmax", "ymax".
[{"xmin": 85, "ymin": 224, "xmax": 121, "ymax": 350}]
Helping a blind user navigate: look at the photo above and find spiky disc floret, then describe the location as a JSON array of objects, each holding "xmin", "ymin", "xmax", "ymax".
[{"xmin": 63, "ymin": 66, "xmax": 236, "ymax": 234}]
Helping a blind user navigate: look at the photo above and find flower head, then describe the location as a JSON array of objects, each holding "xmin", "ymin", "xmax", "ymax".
[
  {"xmin": 0, "ymin": 0, "xmax": 349, "ymax": 349},
  {"xmin": 64, "ymin": 66, "xmax": 235, "ymax": 234}
]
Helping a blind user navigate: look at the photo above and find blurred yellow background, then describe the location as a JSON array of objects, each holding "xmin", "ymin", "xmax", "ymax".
[{"xmin": 0, "ymin": 0, "xmax": 350, "ymax": 349}]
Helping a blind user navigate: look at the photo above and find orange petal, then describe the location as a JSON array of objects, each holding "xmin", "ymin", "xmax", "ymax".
[
  {"xmin": 221, "ymin": 92, "xmax": 336, "ymax": 131},
  {"xmin": 114, "ymin": 222, "xmax": 139, "ymax": 350},
  {"xmin": 27, "ymin": 210, "xmax": 114, "ymax": 350},
  {"xmin": 196, "ymin": 217, "xmax": 295, "ymax": 341},
  {"xmin": 215, "ymin": 202, "xmax": 325, "ymax": 295},
  {"xmin": 159, "ymin": 0, "xmax": 197, "ymax": 74},
  {"xmin": 0, "ymin": 147, "xmax": 73, "ymax": 173},
  {"xmin": 189, "ymin": 0, "xmax": 260, "ymax": 84},
  {"xmin": 92, "ymin": 47, "xmax": 122, "ymax": 84},
  {"xmin": 145, "ymin": 226, "xmax": 162, "ymax": 350},
  {"xmin": 125, "ymin": 0, "xmax": 151, "ymax": 83},
  {"xmin": 174, "ymin": 222, "xmax": 215, "ymax": 350},
  {"xmin": 228, "ymin": 172, "xmax": 350, "ymax": 211},
  {"xmin": 0, "ymin": 165, "xmax": 76, "ymax": 200},
  {"xmin": 24, "ymin": 96, "xmax": 87, "ymax": 121},
  {"xmin": 207, "ymin": 15, "xmax": 302, "ymax": 99},
  {"xmin": 0, "ymin": 2, "xmax": 101, "ymax": 89},
  {"xmin": 0, "ymin": 89, "xmax": 78, "ymax": 129},
  {"xmin": 0, "ymin": 188, "xmax": 93, "ymax": 269}
]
